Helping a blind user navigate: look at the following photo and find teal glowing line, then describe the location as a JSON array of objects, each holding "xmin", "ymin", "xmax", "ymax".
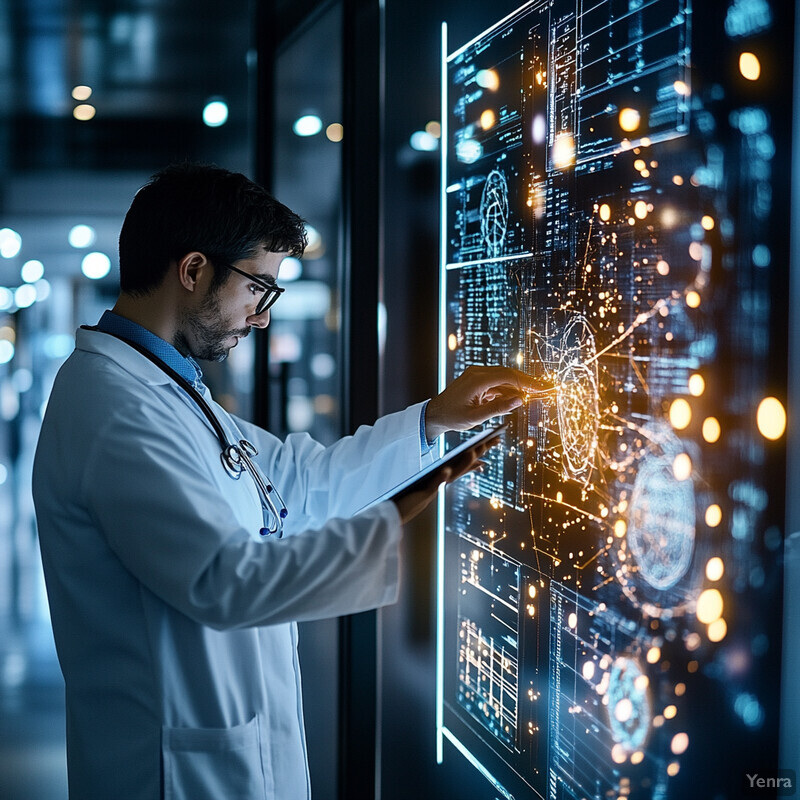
[
  {"xmin": 436, "ymin": 19, "xmax": 448, "ymax": 766},
  {"xmin": 441, "ymin": 727, "xmax": 516, "ymax": 800},
  {"xmin": 446, "ymin": 0, "xmax": 536, "ymax": 62}
]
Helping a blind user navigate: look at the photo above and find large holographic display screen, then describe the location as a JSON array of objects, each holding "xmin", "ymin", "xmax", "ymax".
[{"xmin": 437, "ymin": 2, "xmax": 785, "ymax": 798}]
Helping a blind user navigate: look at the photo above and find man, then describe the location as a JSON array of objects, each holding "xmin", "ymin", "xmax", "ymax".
[{"xmin": 32, "ymin": 163, "xmax": 533, "ymax": 799}]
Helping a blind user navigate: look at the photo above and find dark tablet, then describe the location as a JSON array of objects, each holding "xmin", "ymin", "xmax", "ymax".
[{"xmin": 359, "ymin": 422, "xmax": 507, "ymax": 512}]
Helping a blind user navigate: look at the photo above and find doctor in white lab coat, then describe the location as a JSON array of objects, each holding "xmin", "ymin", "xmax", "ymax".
[{"xmin": 32, "ymin": 164, "xmax": 534, "ymax": 799}]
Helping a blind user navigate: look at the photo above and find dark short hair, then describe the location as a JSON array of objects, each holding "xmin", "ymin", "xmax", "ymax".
[{"xmin": 118, "ymin": 163, "xmax": 307, "ymax": 295}]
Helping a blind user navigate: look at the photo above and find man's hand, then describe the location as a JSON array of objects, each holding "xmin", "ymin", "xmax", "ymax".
[
  {"xmin": 425, "ymin": 365, "xmax": 543, "ymax": 440},
  {"xmin": 392, "ymin": 435, "xmax": 500, "ymax": 524}
]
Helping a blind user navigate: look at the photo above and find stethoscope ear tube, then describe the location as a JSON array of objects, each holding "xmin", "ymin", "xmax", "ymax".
[{"xmin": 85, "ymin": 326, "xmax": 288, "ymax": 537}]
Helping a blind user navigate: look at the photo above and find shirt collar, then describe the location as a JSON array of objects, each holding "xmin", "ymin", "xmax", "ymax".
[{"xmin": 96, "ymin": 310, "xmax": 204, "ymax": 389}]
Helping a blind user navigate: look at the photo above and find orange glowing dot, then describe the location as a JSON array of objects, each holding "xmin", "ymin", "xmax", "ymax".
[
  {"xmin": 631, "ymin": 750, "xmax": 644, "ymax": 765},
  {"xmin": 73, "ymin": 104, "xmax": 96, "ymax": 121},
  {"xmin": 656, "ymin": 259, "xmax": 670, "ymax": 276},
  {"xmin": 667, "ymin": 761, "xmax": 680, "ymax": 777},
  {"xmin": 672, "ymin": 453, "xmax": 692, "ymax": 482},
  {"xmin": 689, "ymin": 241, "xmax": 704, "ymax": 261},
  {"xmin": 599, "ymin": 203, "xmax": 611, "ymax": 222},
  {"xmin": 671, "ymin": 733, "xmax": 689, "ymax": 755},
  {"xmin": 568, "ymin": 612, "xmax": 577, "ymax": 629},
  {"xmin": 614, "ymin": 520, "xmax": 627, "ymax": 538},
  {"xmin": 756, "ymin": 396, "xmax": 786, "ymax": 440},
  {"xmin": 675, "ymin": 682, "xmax": 686, "ymax": 696},
  {"xmin": 552, "ymin": 133, "xmax": 576, "ymax": 169},
  {"xmin": 326, "ymin": 123, "xmax": 344, "ymax": 142},
  {"xmin": 673, "ymin": 80, "xmax": 690, "ymax": 96},
  {"xmin": 615, "ymin": 698, "xmax": 633, "ymax": 722},
  {"xmin": 672, "ymin": 175, "xmax": 684, "ymax": 186},
  {"xmin": 72, "ymin": 84, "xmax": 93, "ymax": 101},
  {"xmin": 448, "ymin": 334, "xmax": 458, "ymax": 351},
  {"xmin": 686, "ymin": 291, "xmax": 701, "ymax": 308},
  {"xmin": 611, "ymin": 743, "xmax": 627, "ymax": 764},
  {"xmin": 634, "ymin": 159, "xmax": 646, "ymax": 171},
  {"xmin": 706, "ymin": 557, "xmax": 724, "ymax": 581},
  {"xmin": 688, "ymin": 374, "xmax": 705, "ymax": 396},
  {"xmin": 662, "ymin": 207, "xmax": 679, "ymax": 227},
  {"xmin": 425, "ymin": 120, "xmax": 441, "ymax": 138},
  {"xmin": 739, "ymin": 52, "xmax": 761, "ymax": 81},
  {"xmin": 634, "ymin": 200, "xmax": 648, "ymax": 220},
  {"xmin": 646, "ymin": 646, "xmax": 661, "ymax": 664},
  {"xmin": 702, "ymin": 416, "xmax": 721, "ymax": 443},
  {"xmin": 619, "ymin": 107, "xmax": 641, "ymax": 132},
  {"xmin": 696, "ymin": 588, "xmax": 723, "ymax": 624},
  {"xmin": 685, "ymin": 633, "xmax": 701, "ymax": 651},
  {"xmin": 669, "ymin": 398, "xmax": 692, "ymax": 430},
  {"xmin": 705, "ymin": 504, "xmax": 722, "ymax": 528},
  {"xmin": 701, "ymin": 215, "xmax": 715, "ymax": 231},
  {"xmin": 663, "ymin": 704, "xmax": 677, "ymax": 720},
  {"xmin": 708, "ymin": 618, "xmax": 727, "ymax": 642},
  {"xmin": 480, "ymin": 109, "xmax": 497, "ymax": 130}
]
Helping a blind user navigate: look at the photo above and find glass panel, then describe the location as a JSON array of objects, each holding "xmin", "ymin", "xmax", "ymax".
[
  {"xmin": 271, "ymin": 7, "xmax": 344, "ymax": 800},
  {"xmin": 271, "ymin": 3, "xmax": 344, "ymax": 445}
]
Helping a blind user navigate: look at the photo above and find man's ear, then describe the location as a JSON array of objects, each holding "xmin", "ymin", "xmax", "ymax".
[{"xmin": 176, "ymin": 252, "xmax": 210, "ymax": 293}]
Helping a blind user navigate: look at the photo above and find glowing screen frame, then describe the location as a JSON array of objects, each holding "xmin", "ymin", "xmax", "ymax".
[{"xmin": 436, "ymin": 2, "xmax": 788, "ymax": 798}]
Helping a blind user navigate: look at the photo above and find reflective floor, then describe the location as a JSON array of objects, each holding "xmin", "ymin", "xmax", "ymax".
[{"xmin": 0, "ymin": 428, "xmax": 67, "ymax": 799}]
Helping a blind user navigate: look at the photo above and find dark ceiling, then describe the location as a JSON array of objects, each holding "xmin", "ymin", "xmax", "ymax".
[{"xmin": 0, "ymin": 0, "xmax": 254, "ymax": 284}]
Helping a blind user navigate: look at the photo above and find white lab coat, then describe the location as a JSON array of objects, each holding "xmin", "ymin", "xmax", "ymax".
[{"xmin": 32, "ymin": 327, "xmax": 434, "ymax": 799}]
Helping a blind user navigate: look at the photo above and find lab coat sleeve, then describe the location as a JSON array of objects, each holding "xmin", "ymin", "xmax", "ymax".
[
  {"xmin": 231, "ymin": 402, "xmax": 438, "ymax": 531},
  {"xmin": 81, "ymin": 409, "xmax": 406, "ymax": 630}
]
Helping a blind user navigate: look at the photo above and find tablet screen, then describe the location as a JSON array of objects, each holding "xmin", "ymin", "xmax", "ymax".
[{"xmin": 359, "ymin": 422, "xmax": 507, "ymax": 512}]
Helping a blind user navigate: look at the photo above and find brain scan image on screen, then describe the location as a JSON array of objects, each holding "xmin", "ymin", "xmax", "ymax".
[
  {"xmin": 481, "ymin": 169, "xmax": 511, "ymax": 257},
  {"xmin": 437, "ymin": 2, "xmax": 787, "ymax": 798}
]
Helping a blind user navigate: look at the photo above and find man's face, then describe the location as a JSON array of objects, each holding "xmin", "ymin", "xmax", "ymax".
[{"xmin": 176, "ymin": 250, "xmax": 286, "ymax": 362}]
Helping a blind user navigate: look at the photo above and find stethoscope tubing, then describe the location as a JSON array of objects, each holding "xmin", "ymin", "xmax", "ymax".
[{"xmin": 84, "ymin": 326, "xmax": 288, "ymax": 537}]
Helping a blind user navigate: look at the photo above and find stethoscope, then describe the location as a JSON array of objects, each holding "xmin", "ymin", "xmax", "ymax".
[{"xmin": 86, "ymin": 327, "xmax": 288, "ymax": 538}]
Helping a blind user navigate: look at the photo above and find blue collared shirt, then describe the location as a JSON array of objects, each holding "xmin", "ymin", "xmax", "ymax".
[{"xmin": 96, "ymin": 310, "xmax": 205, "ymax": 392}]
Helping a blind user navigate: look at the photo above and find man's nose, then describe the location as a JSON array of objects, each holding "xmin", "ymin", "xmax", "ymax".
[{"xmin": 247, "ymin": 308, "xmax": 270, "ymax": 328}]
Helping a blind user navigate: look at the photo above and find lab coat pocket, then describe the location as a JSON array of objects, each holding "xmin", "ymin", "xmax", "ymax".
[{"xmin": 162, "ymin": 715, "xmax": 267, "ymax": 800}]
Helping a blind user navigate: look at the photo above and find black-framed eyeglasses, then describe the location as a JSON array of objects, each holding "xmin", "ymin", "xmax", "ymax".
[{"xmin": 221, "ymin": 262, "xmax": 285, "ymax": 315}]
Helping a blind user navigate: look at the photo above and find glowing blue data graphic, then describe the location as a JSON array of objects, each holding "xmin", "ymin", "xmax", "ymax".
[
  {"xmin": 457, "ymin": 537, "xmax": 521, "ymax": 749},
  {"xmin": 437, "ymin": 2, "xmax": 786, "ymax": 799}
]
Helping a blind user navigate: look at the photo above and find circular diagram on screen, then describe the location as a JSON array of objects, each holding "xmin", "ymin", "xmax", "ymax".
[
  {"xmin": 556, "ymin": 314, "xmax": 600, "ymax": 484},
  {"xmin": 626, "ymin": 426, "xmax": 696, "ymax": 592},
  {"xmin": 607, "ymin": 656, "xmax": 651, "ymax": 753},
  {"xmin": 480, "ymin": 169, "xmax": 509, "ymax": 258}
]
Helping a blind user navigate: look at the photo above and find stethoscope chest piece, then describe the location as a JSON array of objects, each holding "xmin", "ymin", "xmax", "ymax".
[
  {"xmin": 221, "ymin": 439, "xmax": 288, "ymax": 537},
  {"xmin": 221, "ymin": 445, "xmax": 245, "ymax": 478}
]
